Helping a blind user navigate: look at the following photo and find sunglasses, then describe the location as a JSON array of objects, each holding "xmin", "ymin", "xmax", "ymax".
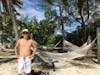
[{"xmin": 23, "ymin": 32, "xmax": 28, "ymax": 34}]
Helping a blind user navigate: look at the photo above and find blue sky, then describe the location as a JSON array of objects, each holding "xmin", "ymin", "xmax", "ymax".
[
  {"xmin": 16, "ymin": 0, "xmax": 80, "ymax": 33},
  {"xmin": 16, "ymin": 0, "xmax": 44, "ymax": 20}
]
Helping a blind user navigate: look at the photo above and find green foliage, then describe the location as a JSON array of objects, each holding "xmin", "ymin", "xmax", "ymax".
[
  {"xmin": 0, "ymin": 12, "xmax": 15, "ymax": 47},
  {"xmin": 16, "ymin": 15, "xmax": 57, "ymax": 46},
  {"xmin": 0, "ymin": 0, "xmax": 99, "ymax": 48}
]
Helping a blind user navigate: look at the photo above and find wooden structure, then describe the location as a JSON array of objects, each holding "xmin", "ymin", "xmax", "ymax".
[{"xmin": 97, "ymin": 27, "xmax": 100, "ymax": 64}]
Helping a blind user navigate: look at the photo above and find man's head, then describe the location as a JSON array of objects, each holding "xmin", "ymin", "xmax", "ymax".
[
  {"xmin": 22, "ymin": 29, "xmax": 28, "ymax": 33},
  {"xmin": 22, "ymin": 29, "xmax": 29, "ymax": 39}
]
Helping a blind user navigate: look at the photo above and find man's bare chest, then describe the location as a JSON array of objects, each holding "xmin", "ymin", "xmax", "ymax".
[{"xmin": 19, "ymin": 40, "xmax": 32, "ymax": 47}]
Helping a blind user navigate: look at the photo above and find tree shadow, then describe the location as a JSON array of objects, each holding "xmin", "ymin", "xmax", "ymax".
[
  {"xmin": 31, "ymin": 70, "xmax": 49, "ymax": 75},
  {"xmin": 0, "ymin": 58, "xmax": 16, "ymax": 63},
  {"xmin": 69, "ymin": 61, "xmax": 96, "ymax": 69}
]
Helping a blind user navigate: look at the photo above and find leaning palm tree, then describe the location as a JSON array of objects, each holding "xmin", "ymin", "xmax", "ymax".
[
  {"xmin": 6, "ymin": 0, "xmax": 19, "ymax": 41},
  {"xmin": 1, "ymin": 0, "xmax": 23, "ymax": 41}
]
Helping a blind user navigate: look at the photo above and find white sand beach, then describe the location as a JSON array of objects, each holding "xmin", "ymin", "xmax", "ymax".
[{"xmin": 0, "ymin": 59, "xmax": 100, "ymax": 75}]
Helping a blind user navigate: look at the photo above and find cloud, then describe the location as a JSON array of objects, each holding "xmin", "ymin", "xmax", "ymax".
[
  {"xmin": 16, "ymin": 7, "xmax": 44, "ymax": 20},
  {"xmin": 16, "ymin": 0, "xmax": 44, "ymax": 21},
  {"xmin": 16, "ymin": 0, "xmax": 80, "ymax": 32}
]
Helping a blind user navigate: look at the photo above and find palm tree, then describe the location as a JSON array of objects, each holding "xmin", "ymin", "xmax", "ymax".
[
  {"xmin": 1, "ymin": 0, "xmax": 23, "ymax": 41},
  {"xmin": 57, "ymin": 0, "xmax": 65, "ymax": 49},
  {"xmin": 76, "ymin": 0, "xmax": 98, "ymax": 43},
  {"xmin": 6, "ymin": 0, "xmax": 19, "ymax": 41},
  {"xmin": 40, "ymin": 0, "xmax": 66, "ymax": 49}
]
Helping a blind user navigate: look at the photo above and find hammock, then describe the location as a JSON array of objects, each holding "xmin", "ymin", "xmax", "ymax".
[
  {"xmin": 64, "ymin": 38, "xmax": 96, "ymax": 53},
  {"xmin": 34, "ymin": 38, "xmax": 96, "ymax": 64}
]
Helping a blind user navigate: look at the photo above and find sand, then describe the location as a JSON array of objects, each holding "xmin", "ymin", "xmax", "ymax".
[{"xmin": 0, "ymin": 59, "xmax": 100, "ymax": 75}]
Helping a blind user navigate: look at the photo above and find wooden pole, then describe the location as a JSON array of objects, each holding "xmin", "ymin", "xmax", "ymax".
[{"xmin": 97, "ymin": 27, "xmax": 100, "ymax": 64}]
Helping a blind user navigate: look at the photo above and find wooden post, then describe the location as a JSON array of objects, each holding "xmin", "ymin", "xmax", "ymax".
[{"xmin": 97, "ymin": 27, "xmax": 100, "ymax": 64}]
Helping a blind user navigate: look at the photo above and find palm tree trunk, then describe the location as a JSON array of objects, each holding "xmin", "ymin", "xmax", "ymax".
[
  {"xmin": 86, "ymin": 0, "xmax": 91, "ymax": 44},
  {"xmin": 78, "ymin": 6, "xmax": 86, "ymax": 43},
  {"xmin": 58, "ymin": 0, "xmax": 65, "ymax": 50},
  {"xmin": 6, "ymin": 0, "xmax": 19, "ymax": 41},
  {"xmin": 77, "ymin": 0, "xmax": 87, "ymax": 43}
]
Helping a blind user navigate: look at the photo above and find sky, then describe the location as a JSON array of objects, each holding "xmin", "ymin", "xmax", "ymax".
[
  {"xmin": 16, "ymin": 0, "xmax": 45, "ymax": 21},
  {"xmin": 16, "ymin": 0, "xmax": 80, "ymax": 33}
]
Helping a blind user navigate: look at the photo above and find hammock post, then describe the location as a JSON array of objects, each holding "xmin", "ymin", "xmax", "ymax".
[{"xmin": 97, "ymin": 27, "xmax": 100, "ymax": 64}]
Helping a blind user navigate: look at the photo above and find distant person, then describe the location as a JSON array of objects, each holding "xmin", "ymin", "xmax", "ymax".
[{"xmin": 14, "ymin": 29, "xmax": 38, "ymax": 75}]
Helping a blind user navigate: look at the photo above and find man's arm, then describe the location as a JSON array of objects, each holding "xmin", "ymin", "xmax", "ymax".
[
  {"xmin": 14, "ymin": 39, "xmax": 20, "ymax": 58},
  {"xmin": 31, "ymin": 40, "xmax": 38, "ymax": 57}
]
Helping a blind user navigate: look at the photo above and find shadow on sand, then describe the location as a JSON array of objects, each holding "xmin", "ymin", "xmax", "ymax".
[
  {"xmin": 0, "ymin": 58, "xmax": 16, "ymax": 63},
  {"xmin": 31, "ymin": 70, "xmax": 49, "ymax": 75}
]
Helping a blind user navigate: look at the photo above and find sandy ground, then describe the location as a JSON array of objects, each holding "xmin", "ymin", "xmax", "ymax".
[
  {"xmin": 0, "ymin": 59, "xmax": 100, "ymax": 75},
  {"xmin": 0, "ymin": 43, "xmax": 98, "ymax": 75}
]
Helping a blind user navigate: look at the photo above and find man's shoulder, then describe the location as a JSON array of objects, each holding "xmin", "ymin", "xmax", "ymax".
[
  {"xmin": 29, "ymin": 39, "xmax": 37, "ymax": 45},
  {"xmin": 17, "ymin": 38, "xmax": 23, "ymax": 42},
  {"xmin": 29, "ymin": 39, "xmax": 36, "ymax": 44},
  {"xmin": 18, "ymin": 38, "xmax": 22, "ymax": 41},
  {"xmin": 29, "ymin": 39, "xmax": 34, "ymax": 42}
]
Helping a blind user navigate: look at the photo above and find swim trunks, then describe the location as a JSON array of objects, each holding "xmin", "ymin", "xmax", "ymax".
[{"xmin": 17, "ymin": 57, "xmax": 31, "ymax": 74}]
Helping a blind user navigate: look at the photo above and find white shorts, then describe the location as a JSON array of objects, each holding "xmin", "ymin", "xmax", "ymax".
[{"xmin": 17, "ymin": 57, "xmax": 31, "ymax": 74}]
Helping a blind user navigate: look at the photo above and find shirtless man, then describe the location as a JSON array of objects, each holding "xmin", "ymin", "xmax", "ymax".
[{"xmin": 14, "ymin": 29, "xmax": 38, "ymax": 75}]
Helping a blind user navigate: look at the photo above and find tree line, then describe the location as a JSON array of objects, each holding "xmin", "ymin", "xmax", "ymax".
[{"xmin": 0, "ymin": 0, "xmax": 100, "ymax": 48}]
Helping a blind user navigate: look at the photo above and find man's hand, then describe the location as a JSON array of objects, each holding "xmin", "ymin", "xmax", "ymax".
[
  {"xmin": 16, "ymin": 55, "xmax": 20, "ymax": 59},
  {"xmin": 29, "ymin": 54, "xmax": 35, "ymax": 60},
  {"xmin": 14, "ymin": 39, "xmax": 20, "ymax": 59}
]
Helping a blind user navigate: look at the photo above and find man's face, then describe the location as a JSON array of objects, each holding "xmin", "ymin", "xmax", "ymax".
[{"xmin": 22, "ymin": 31, "xmax": 29, "ymax": 38}]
